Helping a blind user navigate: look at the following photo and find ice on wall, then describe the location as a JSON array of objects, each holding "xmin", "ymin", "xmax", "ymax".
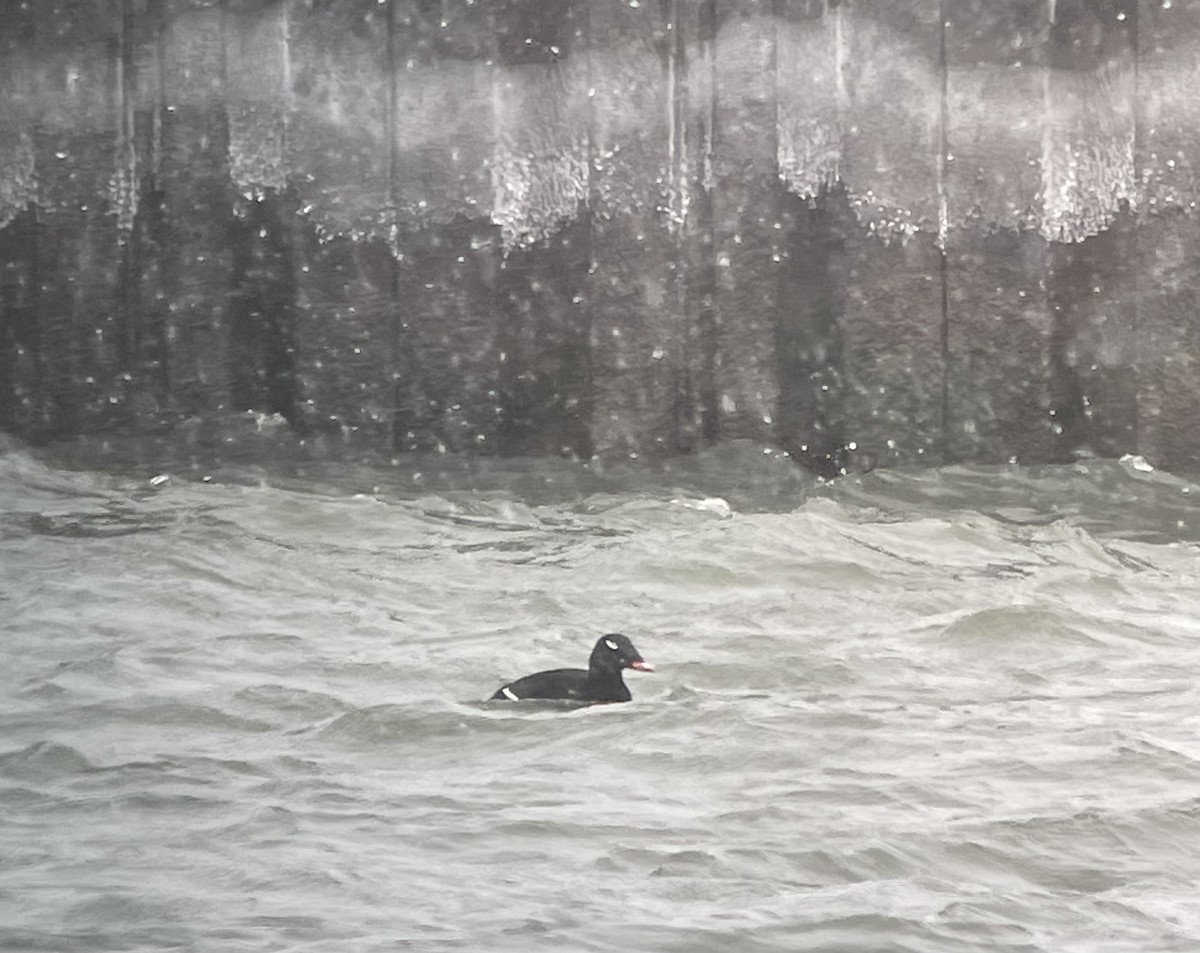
[
  {"xmin": 775, "ymin": 8, "xmax": 1140, "ymax": 247},
  {"xmin": 1039, "ymin": 62, "xmax": 1137, "ymax": 243},
  {"xmin": 1, "ymin": 1, "xmax": 1198, "ymax": 256},
  {"xmin": 229, "ymin": 102, "xmax": 289, "ymax": 195},
  {"xmin": 777, "ymin": 11, "xmax": 940, "ymax": 242},
  {"xmin": 490, "ymin": 60, "xmax": 590, "ymax": 249},
  {"xmin": 228, "ymin": 6, "xmax": 289, "ymax": 195},
  {"xmin": 776, "ymin": 14, "xmax": 844, "ymax": 203},
  {"xmin": 0, "ymin": 130, "xmax": 36, "ymax": 232}
]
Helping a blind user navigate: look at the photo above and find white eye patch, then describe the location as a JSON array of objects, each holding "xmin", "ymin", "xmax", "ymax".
[
  {"xmin": 605, "ymin": 639, "xmax": 619, "ymax": 651},
  {"xmin": 502, "ymin": 687, "xmax": 519, "ymax": 701}
]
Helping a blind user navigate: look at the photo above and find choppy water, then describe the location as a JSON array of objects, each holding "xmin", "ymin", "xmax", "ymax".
[{"xmin": 4, "ymin": 438, "xmax": 1200, "ymax": 952}]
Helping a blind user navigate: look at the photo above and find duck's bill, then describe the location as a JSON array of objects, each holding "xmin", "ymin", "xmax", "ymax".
[{"xmin": 629, "ymin": 660, "xmax": 655, "ymax": 672}]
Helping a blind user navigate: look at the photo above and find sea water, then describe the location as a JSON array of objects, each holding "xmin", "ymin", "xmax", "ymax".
[{"xmin": 2, "ymin": 439, "xmax": 1200, "ymax": 952}]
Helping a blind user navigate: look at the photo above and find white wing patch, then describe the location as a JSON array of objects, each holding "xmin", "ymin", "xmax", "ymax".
[
  {"xmin": 605, "ymin": 639, "xmax": 618, "ymax": 650},
  {"xmin": 502, "ymin": 686, "xmax": 519, "ymax": 701}
]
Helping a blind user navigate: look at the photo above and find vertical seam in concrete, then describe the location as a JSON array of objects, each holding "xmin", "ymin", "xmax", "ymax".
[
  {"xmin": 1129, "ymin": 0, "xmax": 1141, "ymax": 455},
  {"xmin": 280, "ymin": 2, "xmax": 292, "ymax": 159},
  {"xmin": 938, "ymin": 0, "xmax": 951, "ymax": 464},
  {"xmin": 581, "ymin": 0, "xmax": 596, "ymax": 458},
  {"xmin": 385, "ymin": 0, "xmax": 402, "ymax": 451}
]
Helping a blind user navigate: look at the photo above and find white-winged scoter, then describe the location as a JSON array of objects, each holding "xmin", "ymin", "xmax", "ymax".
[{"xmin": 490, "ymin": 634, "xmax": 654, "ymax": 703}]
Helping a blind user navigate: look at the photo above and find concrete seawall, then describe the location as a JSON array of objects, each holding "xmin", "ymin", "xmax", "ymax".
[{"xmin": 1, "ymin": 0, "xmax": 1197, "ymax": 475}]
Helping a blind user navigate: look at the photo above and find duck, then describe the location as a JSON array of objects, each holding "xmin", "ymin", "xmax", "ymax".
[{"xmin": 490, "ymin": 633, "xmax": 654, "ymax": 703}]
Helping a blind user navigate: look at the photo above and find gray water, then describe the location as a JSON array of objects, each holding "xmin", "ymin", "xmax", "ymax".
[{"xmin": 3, "ymin": 439, "xmax": 1200, "ymax": 953}]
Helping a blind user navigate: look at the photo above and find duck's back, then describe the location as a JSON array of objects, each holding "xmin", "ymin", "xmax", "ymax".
[{"xmin": 490, "ymin": 667, "xmax": 591, "ymax": 701}]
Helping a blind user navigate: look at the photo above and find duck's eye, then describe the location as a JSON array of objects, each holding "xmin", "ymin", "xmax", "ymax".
[{"xmin": 605, "ymin": 638, "xmax": 619, "ymax": 651}]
